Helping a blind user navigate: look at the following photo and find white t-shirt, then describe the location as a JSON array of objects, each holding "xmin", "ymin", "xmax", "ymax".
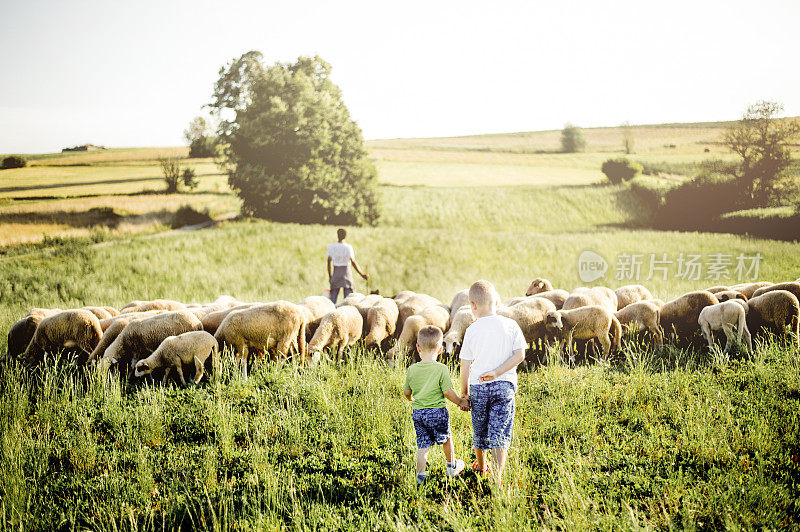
[
  {"xmin": 459, "ymin": 314, "xmax": 527, "ymax": 389},
  {"xmin": 327, "ymin": 242, "xmax": 355, "ymax": 266}
]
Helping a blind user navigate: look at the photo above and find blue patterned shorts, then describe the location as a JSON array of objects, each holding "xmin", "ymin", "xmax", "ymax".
[
  {"xmin": 411, "ymin": 407, "xmax": 451, "ymax": 449},
  {"xmin": 470, "ymin": 380, "xmax": 516, "ymax": 449}
]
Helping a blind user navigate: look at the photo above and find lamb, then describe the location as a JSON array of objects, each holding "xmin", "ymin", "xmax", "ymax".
[
  {"xmin": 498, "ymin": 297, "xmax": 557, "ymax": 349},
  {"xmin": 119, "ymin": 299, "xmax": 186, "ymax": 314},
  {"xmin": 746, "ymin": 290, "xmax": 800, "ymax": 347},
  {"xmin": 751, "ymin": 282, "xmax": 800, "ymax": 302},
  {"xmin": 201, "ymin": 304, "xmax": 255, "ymax": 335},
  {"xmin": 448, "ymin": 289, "xmax": 470, "ymax": 322},
  {"xmin": 22, "ymin": 309, "xmax": 103, "ymax": 364},
  {"xmin": 714, "ymin": 290, "xmax": 748, "ymax": 303},
  {"xmin": 363, "ymin": 297, "xmax": 400, "ymax": 349},
  {"xmin": 443, "ymin": 305, "xmax": 475, "ymax": 355},
  {"xmin": 299, "ymin": 296, "xmax": 337, "ymax": 337},
  {"xmin": 659, "ymin": 290, "xmax": 719, "ymax": 339},
  {"xmin": 545, "ymin": 306, "xmax": 621, "ymax": 358},
  {"xmin": 614, "ymin": 285, "xmax": 653, "ymax": 310},
  {"xmin": 562, "ymin": 287, "xmax": 618, "ymax": 315},
  {"xmin": 698, "ymin": 301, "xmax": 752, "ymax": 353},
  {"xmin": 89, "ymin": 310, "xmax": 166, "ymax": 363},
  {"xmin": 100, "ymin": 310, "xmax": 204, "ymax": 373},
  {"xmin": 614, "ymin": 301, "xmax": 663, "ymax": 347},
  {"xmin": 729, "ymin": 282, "xmax": 773, "ymax": 299},
  {"xmin": 525, "ymin": 278, "xmax": 554, "ymax": 296},
  {"xmin": 308, "ymin": 306, "xmax": 363, "ymax": 362},
  {"xmin": 134, "ymin": 331, "xmax": 218, "ymax": 385},
  {"xmin": 386, "ymin": 305, "xmax": 450, "ymax": 363},
  {"xmin": 214, "ymin": 301, "xmax": 308, "ymax": 377},
  {"xmin": 6, "ymin": 308, "xmax": 62, "ymax": 360}
]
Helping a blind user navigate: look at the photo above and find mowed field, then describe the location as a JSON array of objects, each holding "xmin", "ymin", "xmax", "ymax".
[{"xmin": 1, "ymin": 122, "xmax": 799, "ymax": 530}]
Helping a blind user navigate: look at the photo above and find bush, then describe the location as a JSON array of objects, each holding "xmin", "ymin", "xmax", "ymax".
[
  {"xmin": 628, "ymin": 175, "xmax": 676, "ymax": 211},
  {"xmin": 1, "ymin": 155, "xmax": 27, "ymax": 169},
  {"xmin": 560, "ymin": 124, "xmax": 586, "ymax": 153},
  {"xmin": 171, "ymin": 205, "xmax": 213, "ymax": 229},
  {"xmin": 188, "ymin": 137, "xmax": 216, "ymax": 158},
  {"xmin": 601, "ymin": 158, "xmax": 643, "ymax": 184},
  {"xmin": 653, "ymin": 172, "xmax": 739, "ymax": 231},
  {"xmin": 182, "ymin": 167, "xmax": 198, "ymax": 190},
  {"xmin": 159, "ymin": 157, "xmax": 182, "ymax": 193}
]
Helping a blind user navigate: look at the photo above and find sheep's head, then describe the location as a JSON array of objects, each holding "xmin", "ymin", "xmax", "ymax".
[
  {"xmin": 443, "ymin": 333, "xmax": 460, "ymax": 355},
  {"xmin": 134, "ymin": 359, "xmax": 153, "ymax": 377},
  {"xmin": 526, "ymin": 278, "xmax": 551, "ymax": 296},
  {"xmin": 545, "ymin": 310, "xmax": 563, "ymax": 334}
]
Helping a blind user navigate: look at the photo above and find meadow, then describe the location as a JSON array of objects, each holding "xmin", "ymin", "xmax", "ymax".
[{"xmin": 1, "ymin": 121, "xmax": 799, "ymax": 530}]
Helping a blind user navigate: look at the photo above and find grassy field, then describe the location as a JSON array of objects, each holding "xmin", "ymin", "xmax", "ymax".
[{"xmin": 1, "ymin": 120, "xmax": 799, "ymax": 529}]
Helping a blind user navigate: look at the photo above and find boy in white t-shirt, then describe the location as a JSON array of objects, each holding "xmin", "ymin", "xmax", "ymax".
[
  {"xmin": 326, "ymin": 228, "xmax": 369, "ymax": 303},
  {"xmin": 459, "ymin": 280, "xmax": 527, "ymax": 484}
]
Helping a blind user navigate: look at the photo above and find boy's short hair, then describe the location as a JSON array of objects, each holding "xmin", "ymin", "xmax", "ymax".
[
  {"xmin": 469, "ymin": 280, "xmax": 497, "ymax": 307},
  {"xmin": 337, "ymin": 228, "xmax": 347, "ymax": 240},
  {"xmin": 417, "ymin": 325, "xmax": 443, "ymax": 351}
]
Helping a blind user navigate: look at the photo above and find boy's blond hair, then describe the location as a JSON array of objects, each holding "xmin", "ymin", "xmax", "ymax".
[
  {"xmin": 469, "ymin": 279, "xmax": 497, "ymax": 308},
  {"xmin": 417, "ymin": 325, "xmax": 443, "ymax": 352}
]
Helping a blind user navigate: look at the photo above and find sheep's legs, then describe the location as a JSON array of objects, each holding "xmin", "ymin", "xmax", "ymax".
[
  {"xmin": 721, "ymin": 323, "xmax": 736, "ymax": 354},
  {"xmin": 193, "ymin": 355, "xmax": 205, "ymax": 384},
  {"xmin": 162, "ymin": 366, "xmax": 171, "ymax": 384},
  {"xmin": 175, "ymin": 364, "xmax": 187, "ymax": 386}
]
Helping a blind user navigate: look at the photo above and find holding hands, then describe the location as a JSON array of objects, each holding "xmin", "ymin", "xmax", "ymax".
[{"xmin": 459, "ymin": 397, "xmax": 471, "ymax": 411}]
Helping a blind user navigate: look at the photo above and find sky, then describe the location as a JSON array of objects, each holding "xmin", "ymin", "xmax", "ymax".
[{"xmin": 1, "ymin": 0, "xmax": 799, "ymax": 154}]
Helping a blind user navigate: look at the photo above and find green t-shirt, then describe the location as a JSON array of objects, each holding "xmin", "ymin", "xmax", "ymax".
[{"xmin": 404, "ymin": 361, "xmax": 454, "ymax": 410}]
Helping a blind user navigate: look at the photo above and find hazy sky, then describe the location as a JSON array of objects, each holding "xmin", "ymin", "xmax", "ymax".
[{"xmin": 1, "ymin": 0, "xmax": 798, "ymax": 153}]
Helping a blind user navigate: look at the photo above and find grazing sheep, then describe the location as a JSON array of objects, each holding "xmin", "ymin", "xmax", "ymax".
[
  {"xmin": 698, "ymin": 301, "xmax": 752, "ymax": 353},
  {"xmin": 101, "ymin": 310, "xmax": 203, "ymax": 373},
  {"xmin": 715, "ymin": 290, "xmax": 748, "ymax": 303},
  {"xmin": 119, "ymin": 299, "xmax": 186, "ymax": 314},
  {"xmin": 396, "ymin": 293, "xmax": 444, "ymax": 332},
  {"xmin": 659, "ymin": 290, "xmax": 719, "ymax": 340},
  {"xmin": 22, "ymin": 309, "xmax": 103, "ymax": 364},
  {"xmin": 89, "ymin": 310, "xmax": 166, "ymax": 363},
  {"xmin": 525, "ymin": 278, "xmax": 554, "ymax": 296},
  {"xmin": 299, "ymin": 296, "xmax": 337, "ymax": 336},
  {"xmin": 729, "ymin": 282, "xmax": 773, "ymax": 299},
  {"xmin": 349, "ymin": 294, "xmax": 385, "ymax": 334},
  {"xmin": 6, "ymin": 308, "xmax": 62, "ymax": 360},
  {"xmin": 364, "ymin": 297, "xmax": 400, "ymax": 348},
  {"xmin": 533, "ymin": 289, "xmax": 569, "ymax": 310},
  {"xmin": 308, "ymin": 306, "xmax": 363, "ymax": 362},
  {"xmin": 214, "ymin": 301, "xmax": 308, "ymax": 377},
  {"xmin": 545, "ymin": 306, "xmax": 621, "ymax": 358},
  {"xmin": 337, "ymin": 292, "xmax": 365, "ymax": 307},
  {"xmin": 614, "ymin": 301, "xmax": 663, "ymax": 347},
  {"xmin": 386, "ymin": 305, "xmax": 450, "ymax": 362},
  {"xmin": 392, "ymin": 291, "xmax": 416, "ymax": 305},
  {"xmin": 751, "ymin": 282, "xmax": 800, "ymax": 302},
  {"xmin": 705, "ymin": 286, "xmax": 730, "ymax": 294},
  {"xmin": 503, "ymin": 296, "xmax": 528, "ymax": 307},
  {"xmin": 448, "ymin": 289, "xmax": 470, "ymax": 322},
  {"xmin": 650, "ymin": 299, "xmax": 666, "ymax": 309},
  {"xmin": 746, "ymin": 290, "xmax": 800, "ymax": 347},
  {"xmin": 80, "ymin": 306, "xmax": 115, "ymax": 320},
  {"xmin": 562, "ymin": 287, "xmax": 618, "ymax": 315},
  {"xmin": 498, "ymin": 297, "xmax": 557, "ymax": 349},
  {"xmin": 614, "ymin": 285, "xmax": 653, "ymax": 310},
  {"xmin": 443, "ymin": 305, "xmax": 475, "ymax": 355},
  {"xmin": 134, "ymin": 331, "xmax": 218, "ymax": 385},
  {"xmin": 201, "ymin": 304, "xmax": 255, "ymax": 335}
]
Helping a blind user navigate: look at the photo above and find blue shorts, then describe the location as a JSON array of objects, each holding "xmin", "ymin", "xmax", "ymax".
[
  {"xmin": 470, "ymin": 380, "xmax": 515, "ymax": 450},
  {"xmin": 411, "ymin": 407, "xmax": 451, "ymax": 449}
]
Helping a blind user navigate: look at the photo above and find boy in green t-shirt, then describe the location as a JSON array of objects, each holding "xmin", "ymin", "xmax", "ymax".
[{"xmin": 404, "ymin": 325, "xmax": 467, "ymax": 484}]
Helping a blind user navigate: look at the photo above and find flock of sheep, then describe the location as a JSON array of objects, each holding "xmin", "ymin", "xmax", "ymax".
[{"xmin": 5, "ymin": 277, "xmax": 800, "ymax": 384}]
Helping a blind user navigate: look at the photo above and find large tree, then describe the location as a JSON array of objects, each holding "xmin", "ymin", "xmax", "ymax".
[
  {"xmin": 209, "ymin": 52, "xmax": 379, "ymax": 225},
  {"xmin": 183, "ymin": 116, "xmax": 217, "ymax": 158},
  {"xmin": 723, "ymin": 100, "xmax": 800, "ymax": 207},
  {"xmin": 560, "ymin": 123, "xmax": 586, "ymax": 153}
]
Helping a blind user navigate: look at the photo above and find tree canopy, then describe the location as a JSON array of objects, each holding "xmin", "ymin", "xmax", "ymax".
[
  {"xmin": 560, "ymin": 123, "xmax": 586, "ymax": 153},
  {"xmin": 209, "ymin": 52, "xmax": 379, "ymax": 225}
]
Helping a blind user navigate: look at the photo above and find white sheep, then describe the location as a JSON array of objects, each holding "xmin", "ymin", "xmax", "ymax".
[
  {"xmin": 614, "ymin": 285, "xmax": 653, "ymax": 310},
  {"xmin": 299, "ymin": 296, "xmax": 337, "ymax": 337},
  {"xmin": 659, "ymin": 290, "xmax": 719, "ymax": 339},
  {"xmin": 134, "ymin": 331, "xmax": 218, "ymax": 385},
  {"xmin": 201, "ymin": 304, "xmax": 255, "ymax": 335},
  {"xmin": 119, "ymin": 299, "xmax": 186, "ymax": 314},
  {"xmin": 746, "ymin": 290, "xmax": 800, "ymax": 347},
  {"xmin": 562, "ymin": 287, "xmax": 618, "ymax": 315},
  {"xmin": 545, "ymin": 306, "xmax": 621, "ymax": 359},
  {"xmin": 498, "ymin": 297, "xmax": 557, "ymax": 350},
  {"xmin": 89, "ymin": 310, "xmax": 166, "ymax": 364},
  {"xmin": 443, "ymin": 305, "xmax": 475, "ymax": 355},
  {"xmin": 448, "ymin": 289, "xmax": 470, "ymax": 322},
  {"xmin": 729, "ymin": 282, "xmax": 773, "ymax": 299},
  {"xmin": 614, "ymin": 301, "xmax": 663, "ymax": 347},
  {"xmin": 308, "ymin": 306, "xmax": 363, "ymax": 362},
  {"xmin": 22, "ymin": 309, "xmax": 104, "ymax": 364},
  {"xmin": 6, "ymin": 308, "xmax": 62, "ymax": 360},
  {"xmin": 386, "ymin": 305, "xmax": 450, "ymax": 363},
  {"xmin": 363, "ymin": 297, "xmax": 400, "ymax": 349},
  {"xmin": 698, "ymin": 301, "xmax": 752, "ymax": 353}
]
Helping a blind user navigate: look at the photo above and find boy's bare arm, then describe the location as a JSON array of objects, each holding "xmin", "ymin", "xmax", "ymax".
[
  {"xmin": 479, "ymin": 348, "xmax": 526, "ymax": 382},
  {"xmin": 459, "ymin": 359, "xmax": 471, "ymax": 396},
  {"xmin": 403, "ymin": 388, "xmax": 412, "ymax": 401},
  {"xmin": 443, "ymin": 389, "xmax": 461, "ymax": 405}
]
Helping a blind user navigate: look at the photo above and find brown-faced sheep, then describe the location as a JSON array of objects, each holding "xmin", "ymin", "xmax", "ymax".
[
  {"xmin": 308, "ymin": 306, "xmax": 363, "ymax": 362},
  {"xmin": 119, "ymin": 299, "xmax": 186, "ymax": 314},
  {"xmin": 5, "ymin": 308, "xmax": 62, "ymax": 360},
  {"xmin": 545, "ymin": 306, "xmax": 621, "ymax": 359},
  {"xmin": 201, "ymin": 304, "xmax": 255, "ymax": 335},
  {"xmin": 498, "ymin": 297, "xmax": 557, "ymax": 349},
  {"xmin": 714, "ymin": 290, "xmax": 748, "ymax": 303},
  {"xmin": 659, "ymin": 290, "xmax": 719, "ymax": 340},
  {"xmin": 89, "ymin": 310, "xmax": 166, "ymax": 363},
  {"xmin": 443, "ymin": 305, "xmax": 475, "ymax": 355},
  {"xmin": 525, "ymin": 278, "xmax": 554, "ymax": 296},
  {"xmin": 386, "ymin": 305, "xmax": 450, "ymax": 363},
  {"xmin": 134, "ymin": 331, "xmax": 218, "ymax": 385},
  {"xmin": 214, "ymin": 301, "xmax": 307, "ymax": 377},
  {"xmin": 746, "ymin": 290, "xmax": 800, "ymax": 347},
  {"xmin": 614, "ymin": 301, "xmax": 663, "ymax": 347},
  {"xmin": 22, "ymin": 309, "xmax": 103, "ymax": 364},
  {"xmin": 729, "ymin": 282, "xmax": 773, "ymax": 299},
  {"xmin": 751, "ymin": 282, "xmax": 800, "ymax": 302},
  {"xmin": 100, "ymin": 310, "xmax": 203, "ymax": 373},
  {"xmin": 364, "ymin": 297, "xmax": 400, "ymax": 349},
  {"xmin": 562, "ymin": 287, "xmax": 618, "ymax": 314},
  {"xmin": 614, "ymin": 285, "xmax": 653, "ymax": 310},
  {"xmin": 698, "ymin": 301, "xmax": 752, "ymax": 353},
  {"xmin": 299, "ymin": 296, "xmax": 337, "ymax": 337}
]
